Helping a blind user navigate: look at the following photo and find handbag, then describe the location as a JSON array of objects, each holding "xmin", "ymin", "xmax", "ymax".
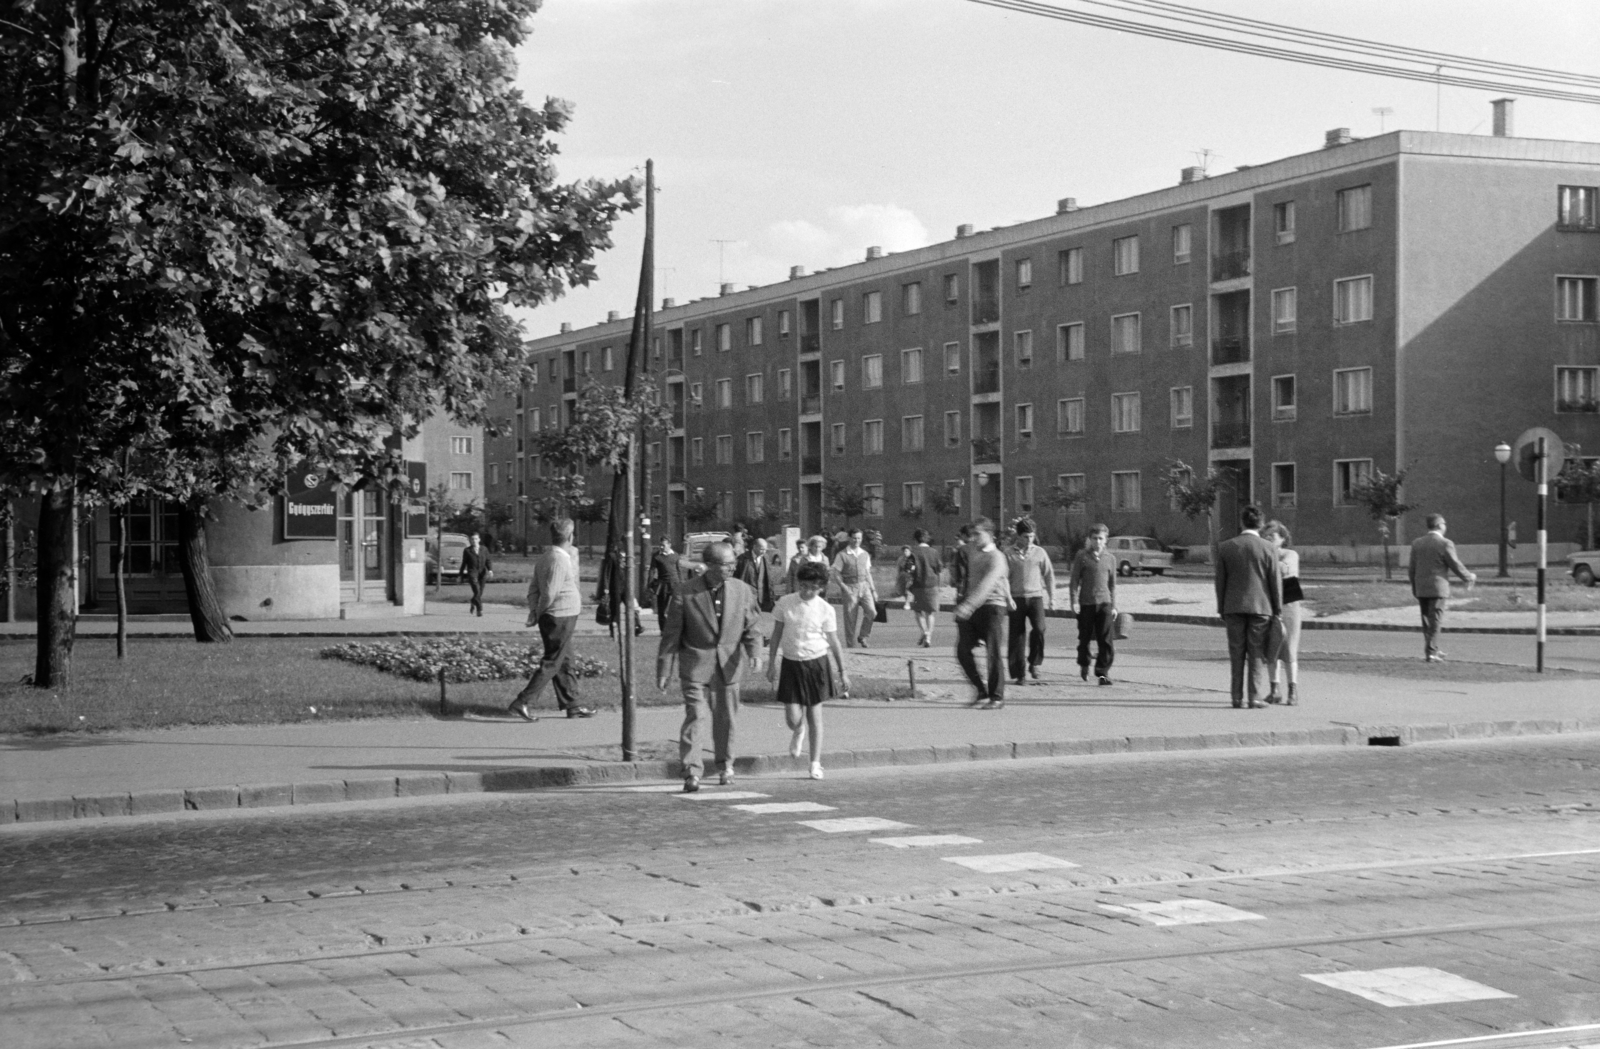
[
  {"xmin": 1113, "ymin": 611, "xmax": 1134, "ymax": 640},
  {"xmin": 1264, "ymin": 613, "xmax": 1286, "ymax": 664},
  {"xmin": 873, "ymin": 600, "xmax": 889, "ymax": 624}
]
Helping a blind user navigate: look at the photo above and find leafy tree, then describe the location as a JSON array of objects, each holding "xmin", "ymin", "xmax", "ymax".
[
  {"xmin": 1555, "ymin": 453, "xmax": 1600, "ymax": 550},
  {"xmin": 1348, "ymin": 466, "xmax": 1414, "ymax": 580},
  {"xmin": 926, "ymin": 487, "xmax": 963, "ymax": 519},
  {"xmin": 821, "ymin": 480, "xmax": 868, "ymax": 528},
  {"xmin": 682, "ymin": 492, "xmax": 720, "ymax": 530},
  {"xmin": 484, "ymin": 499, "xmax": 517, "ymax": 550},
  {"xmin": 528, "ymin": 382, "xmax": 671, "ymax": 519},
  {"xmin": 1162, "ymin": 459, "xmax": 1227, "ymax": 568},
  {"xmin": 1, "ymin": 0, "xmax": 636, "ymax": 685}
]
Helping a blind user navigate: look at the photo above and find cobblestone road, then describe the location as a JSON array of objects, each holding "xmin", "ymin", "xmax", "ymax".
[{"xmin": 3, "ymin": 736, "xmax": 1600, "ymax": 1048}]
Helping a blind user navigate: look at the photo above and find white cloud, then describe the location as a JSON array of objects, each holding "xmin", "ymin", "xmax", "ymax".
[{"xmin": 763, "ymin": 203, "xmax": 929, "ymax": 271}]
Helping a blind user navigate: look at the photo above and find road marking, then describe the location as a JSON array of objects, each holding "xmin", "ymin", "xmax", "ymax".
[
  {"xmin": 1363, "ymin": 1023, "xmax": 1600, "ymax": 1048},
  {"xmin": 602, "ymin": 784, "xmax": 686, "ymax": 793},
  {"xmin": 871, "ymin": 834, "xmax": 985, "ymax": 848},
  {"xmin": 1099, "ymin": 899, "xmax": 1265, "ymax": 926},
  {"xmin": 942, "ymin": 852, "xmax": 1079, "ymax": 873},
  {"xmin": 797, "ymin": 817, "xmax": 915, "ymax": 833},
  {"xmin": 1303, "ymin": 967, "xmax": 1515, "ymax": 1008},
  {"xmin": 672, "ymin": 791, "xmax": 770, "ymax": 801},
  {"xmin": 731, "ymin": 802, "xmax": 837, "ymax": 814}
]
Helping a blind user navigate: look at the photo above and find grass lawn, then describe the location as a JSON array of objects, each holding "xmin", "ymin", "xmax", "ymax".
[
  {"xmin": 1453, "ymin": 584, "xmax": 1600, "ymax": 614},
  {"xmin": 0, "ymin": 635, "xmax": 900, "ymax": 735},
  {"xmin": 1301, "ymin": 579, "xmax": 1599, "ymax": 616}
]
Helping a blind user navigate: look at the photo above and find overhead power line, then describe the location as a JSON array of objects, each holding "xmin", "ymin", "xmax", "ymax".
[{"xmin": 967, "ymin": 0, "xmax": 1600, "ymax": 105}]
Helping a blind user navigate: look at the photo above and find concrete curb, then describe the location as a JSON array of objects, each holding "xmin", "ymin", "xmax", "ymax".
[
  {"xmin": 11, "ymin": 717, "xmax": 1599, "ymax": 826},
  {"xmin": 930, "ymin": 603, "xmax": 1600, "ymax": 636}
]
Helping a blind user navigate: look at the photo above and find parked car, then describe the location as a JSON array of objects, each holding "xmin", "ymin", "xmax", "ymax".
[
  {"xmin": 1107, "ymin": 536, "xmax": 1173, "ymax": 577},
  {"xmin": 678, "ymin": 531, "xmax": 730, "ymax": 575},
  {"xmin": 1568, "ymin": 549, "xmax": 1599, "ymax": 587},
  {"xmin": 425, "ymin": 532, "xmax": 470, "ymax": 583}
]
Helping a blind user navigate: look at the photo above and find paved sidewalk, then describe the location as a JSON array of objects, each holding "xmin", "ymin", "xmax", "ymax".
[{"xmin": 5, "ymin": 614, "xmax": 1597, "ymax": 825}]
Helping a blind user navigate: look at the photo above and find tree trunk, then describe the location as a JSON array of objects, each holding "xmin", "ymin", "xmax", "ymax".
[
  {"xmin": 112, "ymin": 504, "xmax": 128, "ymax": 659},
  {"xmin": 1, "ymin": 499, "xmax": 13, "ymax": 624},
  {"xmin": 34, "ymin": 487, "xmax": 77, "ymax": 688},
  {"xmin": 177, "ymin": 500, "xmax": 233, "ymax": 643}
]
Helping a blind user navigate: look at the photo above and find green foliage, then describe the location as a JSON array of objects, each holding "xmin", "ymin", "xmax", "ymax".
[
  {"xmin": 821, "ymin": 480, "xmax": 868, "ymax": 526},
  {"xmin": 1162, "ymin": 460, "xmax": 1224, "ymax": 522},
  {"xmin": 1556, "ymin": 455, "xmax": 1600, "ymax": 505},
  {"xmin": 1348, "ymin": 466, "xmax": 1414, "ymax": 523},
  {"xmin": 320, "ymin": 636, "xmax": 610, "ymax": 684},
  {"xmin": 682, "ymin": 492, "xmax": 720, "ymax": 528},
  {"xmin": 926, "ymin": 487, "xmax": 962, "ymax": 517}
]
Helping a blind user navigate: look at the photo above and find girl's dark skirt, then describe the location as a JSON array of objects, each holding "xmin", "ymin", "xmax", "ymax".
[
  {"xmin": 909, "ymin": 587, "xmax": 940, "ymax": 614},
  {"xmin": 777, "ymin": 655, "xmax": 835, "ymax": 707}
]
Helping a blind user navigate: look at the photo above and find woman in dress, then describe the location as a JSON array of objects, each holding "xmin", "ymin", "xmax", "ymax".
[
  {"xmin": 1264, "ymin": 520, "xmax": 1303, "ymax": 705},
  {"xmin": 765, "ymin": 562, "xmax": 850, "ymax": 780},
  {"xmin": 904, "ymin": 528, "xmax": 944, "ymax": 647}
]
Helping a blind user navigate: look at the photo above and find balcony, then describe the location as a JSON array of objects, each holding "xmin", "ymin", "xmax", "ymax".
[
  {"xmin": 801, "ymin": 394, "xmax": 822, "ymax": 415},
  {"xmin": 667, "ymin": 349, "xmax": 684, "ymax": 371},
  {"xmin": 1211, "ymin": 333, "xmax": 1250, "ymax": 365},
  {"xmin": 972, "ymin": 436, "xmax": 1001, "ymax": 465},
  {"xmin": 671, "ymin": 403, "xmax": 686, "ymax": 430},
  {"xmin": 801, "ymin": 455, "xmax": 822, "ymax": 475},
  {"xmin": 972, "ymin": 296, "xmax": 999, "ymax": 326},
  {"xmin": 1211, "ymin": 250, "xmax": 1251, "ymax": 282},
  {"xmin": 562, "ymin": 376, "xmax": 576, "ymax": 394},
  {"xmin": 973, "ymin": 362, "xmax": 1000, "ymax": 396},
  {"xmin": 800, "ymin": 333, "xmax": 820, "ymax": 355},
  {"xmin": 1211, "ymin": 422, "xmax": 1251, "ymax": 449}
]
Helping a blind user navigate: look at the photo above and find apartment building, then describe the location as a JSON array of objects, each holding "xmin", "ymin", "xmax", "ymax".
[{"xmin": 489, "ymin": 116, "xmax": 1600, "ymax": 559}]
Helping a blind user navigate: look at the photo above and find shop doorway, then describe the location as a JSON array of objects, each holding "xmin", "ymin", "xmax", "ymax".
[{"xmin": 337, "ymin": 489, "xmax": 389, "ymax": 604}]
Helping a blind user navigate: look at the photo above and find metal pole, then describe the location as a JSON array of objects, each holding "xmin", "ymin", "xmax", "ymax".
[
  {"xmin": 1497, "ymin": 458, "xmax": 1508, "ymax": 578},
  {"xmin": 1536, "ymin": 436, "xmax": 1547, "ymax": 673},
  {"xmin": 621, "ymin": 433, "xmax": 637, "ymax": 760}
]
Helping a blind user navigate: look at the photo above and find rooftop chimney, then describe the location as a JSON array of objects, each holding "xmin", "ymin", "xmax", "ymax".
[
  {"xmin": 1324, "ymin": 127, "xmax": 1355, "ymax": 148},
  {"xmin": 662, "ymin": 297, "xmax": 675, "ymax": 309},
  {"xmin": 719, "ymin": 282, "xmax": 734, "ymax": 296},
  {"xmin": 865, "ymin": 246, "xmax": 883, "ymax": 260},
  {"xmin": 559, "ymin": 322, "xmax": 572, "ymax": 333},
  {"xmin": 1179, "ymin": 166, "xmax": 1204, "ymax": 184},
  {"xmin": 1492, "ymin": 98, "xmax": 1515, "ymax": 137},
  {"xmin": 789, "ymin": 265, "xmax": 806, "ymax": 280},
  {"xmin": 606, "ymin": 310, "xmax": 620, "ymax": 323},
  {"xmin": 1056, "ymin": 197, "xmax": 1079, "ymax": 213},
  {"xmin": 955, "ymin": 223, "xmax": 974, "ymax": 239}
]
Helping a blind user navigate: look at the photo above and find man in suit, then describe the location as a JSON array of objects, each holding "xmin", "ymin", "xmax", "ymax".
[
  {"xmin": 657, "ymin": 541, "xmax": 763, "ymax": 792},
  {"xmin": 735, "ymin": 536, "xmax": 776, "ymax": 612},
  {"xmin": 458, "ymin": 532, "xmax": 492, "ymax": 617},
  {"xmin": 1409, "ymin": 513, "xmax": 1476, "ymax": 662},
  {"xmin": 509, "ymin": 518, "xmax": 595, "ymax": 720},
  {"xmin": 1215, "ymin": 504, "xmax": 1282, "ymax": 709}
]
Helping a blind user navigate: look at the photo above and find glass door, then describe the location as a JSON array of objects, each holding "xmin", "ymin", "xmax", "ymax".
[{"xmin": 338, "ymin": 489, "xmax": 389, "ymax": 603}]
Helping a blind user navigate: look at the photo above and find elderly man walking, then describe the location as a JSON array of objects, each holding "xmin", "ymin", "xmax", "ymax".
[
  {"xmin": 509, "ymin": 518, "xmax": 595, "ymax": 720},
  {"xmin": 1215, "ymin": 504, "xmax": 1282, "ymax": 709},
  {"xmin": 657, "ymin": 541, "xmax": 763, "ymax": 793},
  {"xmin": 1409, "ymin": 513, "xmax": 1476, "ymax": 662},
  {"xmin": 736, "ymin": 536, "xmax": 777, "ymax": 613}
]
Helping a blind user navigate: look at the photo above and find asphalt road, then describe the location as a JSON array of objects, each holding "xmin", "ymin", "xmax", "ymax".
[{"xmin": 4, "ymin": 734, "xmax": 1600, "ymax": 1048}]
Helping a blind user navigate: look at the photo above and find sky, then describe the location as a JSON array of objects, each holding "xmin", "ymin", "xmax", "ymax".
[{"xmin": 509, "ymin": 0, "xmax": 1600, "ymax": 340}]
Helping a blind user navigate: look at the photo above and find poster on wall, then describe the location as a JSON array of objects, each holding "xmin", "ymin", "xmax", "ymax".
[
  {"xmin": 404, "ymin": 461, "xmax": 429, "ymax": 538},
  {"xmin": 284, "ymin": 466, "xmax": 338, "ymax": 540}
]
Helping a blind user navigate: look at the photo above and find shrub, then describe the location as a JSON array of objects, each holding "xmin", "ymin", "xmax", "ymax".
[{"xmin": 321, "ymin": 636, "xmax": 610, "ymax": 684}]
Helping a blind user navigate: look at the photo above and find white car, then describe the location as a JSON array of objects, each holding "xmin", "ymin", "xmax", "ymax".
[
  {"xmin": 1107, "ymin": 536, "xmax": 1174, "ymax": 577},
  {"xmin": 1569, "ymin": 549, "xmax": 1598, "ymax": 587}
]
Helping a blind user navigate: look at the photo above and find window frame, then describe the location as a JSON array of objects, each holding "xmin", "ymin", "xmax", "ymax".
[
  {"xmin": 1271, "ymin": 373, "xmax": 1298, "ymax": 421},
  {"xmin": 1060, "ymin": 246, "xmax": 1084, "ymax": 286},
  {"xmin": 1058, "ymin": 322, "xmax": 1085, "ymax": 362},
  {"xmin": 1555, "ymin": 275, "xmax": 1599, "ymax": 322},
  {"xmin": 691, "ymin": 436, "xmax": 704, "ymax": 466},
  {"xmin": 1016, "ymin": 402, "xmax": 1034, "ymax": 438},
  {"xmin": 1057, "ymin": 397, "xmax": 1086, "ymax": 437},
  {"xmin": 1112, "ymin": 235, "xmax": 1140, "ymax": 276},
  {"xmin": 1015, "ymin": 475, "xmax": 1035, "ymax": 514},
  {"xmin": 1272, "ymin": 462, "xmax": 1297, "ymax": 508},
  {"xmin": 1015, "ymin": 257, "xmax": 1033, "ymax": 290},
  {"xmin": 861, "ymin": 354, "xmax": 884, "ymax": 389},
  {"xmin": 862, "ymin": 418, "xmax": 884, "ymax": 456},
  {"xmin": 830, "ymin": 298, "xmax": 844, "ymax": 330},
  {"xmin": 830, "ymin": 359, "xmax": 846, "ymax": 391},
  {"xmin": 863, "ymin": 290, "xmax": 883, "ymax": 325},
  {"xmin": 1169, "ymin": 386, "xmax": 1193, "ymax": 429},
  {"xmin": 1014, "ymin": 329, "xmax": 1034, "ymax": 369},
  {"xmin": 715, "ymin": 434, "xmax": 733, "ymax": 465},
  {"xmin": 1111, "ymin": 312, "xmax": 1142, "ymax": 355},
  {"xmin": 449, "ymin": 471, "xmax": 473, "ymax": 490},
  {"xmin": 1333, "ymin": 275, "xmax": 1374, "ymax": 326},
  {"xmin": 746, "ymin": 316, "xmax": 763, "ymax": 346},
  {"xmin": 862, "ymin": 484, "xmax": 885, "ymax": 519},
  {"xmin": 902, "ymin": 414, "xmax": 925, "ymax": 452},
  {"xmin": 716, "ymin": 323, "xmax": 732, "ymax": 352},
  {"xmin": 745, "ymin": 431, "xmax": 765, "ymax": 464},
  {"xmin": 902, "ymin": 481, "xmax": 925, "ymax": 514},
  {"xmin": 1334, "ymin": 458, "xmax": 1374, "ymax": 506},
  {"xmin": 1556, "ymin": 365, "xmax": 1600, "ymax": 413},
  {"xmin": 1274, "ymin": 200, "xmax": 1296, "ymax": 244},
  {"xmin": 1332, "ymin": 366, "xmax": 1373, "ymax": 416},
  {"xmin": 830, "ymin": 422, "xmax": 847, "ymax": 457},
  {"xmin": 715, "ymin": 377, "xmax": 733, "ymax": 409},
  {"xmin": 1169, "ymin": 304, "xmax": 1193, "ymax": 348},
  {"xmin": 1110, "ymin": 470, "xmax": 1142, "ymax": 512},
  {"xmin": 1337, "ymin": 184, "xmax": 1373, "ymax": 232},
  {"xmin": 901, "ymin": 347, "xmax": 924, "ymax": 384},
  {"xmin": 450, "ymin": 435, "xmax": 474, "ymax": 455},
  {"xmin": 944, "ymin": 410, "xmax": 962, "ymax": 447},
  {"xmin": 1558, "ymin": 185, "xmax": 1599, "ymax": 230},
  {"xmin": 943, "ymin": 273, "xmax": 960, "ymax": 304},
  {"xmin": 1172, "ymin": 223, "xmax": 1192, "ymax": 265},
  {"xmin": 1056, "ymin": 473, "xmax": 1086, "ymax": 514},
  {"xmin": 1111, "ymin": 391, "xmax": 1142, "ymax": 434},
  {"xmin": 944, "ymin": 341, "xmax": 961, "ymax": 374},
  {"xmin": 777, "ymin": 367, "xmax": 792, "ymax": 400},
  {"xmin": 777, "ymin": 427, "xmax": 793, "ymax": 460},
  {"xmin": 744, "ymin": 372, "xmax": 764, "ymax": 405},
  {"xmin": 902, "ymin": 281, "xmax": 922, "ymax": 316},
  {"xmin": 1272, "ymin": 286, "xmax": 1298, "ymax": 334}
]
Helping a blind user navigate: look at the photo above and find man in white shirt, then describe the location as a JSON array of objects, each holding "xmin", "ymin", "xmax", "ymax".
[
  {"xmin": 830, "ymin": 528, "xmax": 878, "ymax": 648},
  {"xmin": 509, "ymin": 518, "xmax": 595, "ymax": 720}
]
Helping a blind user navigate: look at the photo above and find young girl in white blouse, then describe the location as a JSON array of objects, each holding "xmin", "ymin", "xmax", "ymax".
[{"xmin": 765, "ymin": 562, "xmax": 851, "ymax": 780}]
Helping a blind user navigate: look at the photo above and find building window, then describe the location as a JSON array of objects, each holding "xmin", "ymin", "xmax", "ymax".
[
  {"xmin": 1170, "ymin": 386, "xmax": 1193, "ymax": 428},
  {"xmin": 1016, "ymin": 258, "xmax": 1033, "ymax": 289},
  {"xmin": 602, "ymin": 346, "xmax": 618, "ymax": 372},
  {"xmin": 717, "ymin": 491, "xmax": 733, "ymax": 522},
  {"xmin": 863, "ymin": 290, "xmax": 883, "ymax": 324},
  {"xmin": 778, "ymin": 427, "xmax": 793, "ymax": 460},
  {"xmin": 691, "ymin": 329, "xmax": 703, "ymax": 356},
  {"xmin": 1016, "ymin": 402, "xmax": 1034, "ymax": 438},
  {"xmin": 1170, "ymin": 304, "xmax": 1193, "ymax": 348},
  {"xmin": 1334, "ymin": 275, "xmax": 1373, "ymax": 325},
  {"xmin": 1058, "ymin": 322, "xmax": 1085, "ymax": 362},
  {"xmin": 778, "ymin": 309, "xmax": 791, "ymax": 336},
  {"xmin": 746, "ymin": 490, "xmax": 764, "ymax": 516},
  {"xmin": 863, "ymin": 419, "xmax": 884, "ymax": 455},
  {"xmin": 745, "ymin": 373, "xmax": 764, "ymax": 404},
  {"xmin": 489, "ymin": 462, "xmax": 500, "ymax": 486},
  {"xmin": 1056, "ymin": 473, "xmax": 1086, "ymax": 514},
  {"xmin": 1272, "ymin": 287, "xmax": 1298, "ymax": 333},
  {"xmin": 1557, "ymin": 276, "xmax": 1598, "ymax": 321},
  {"xmin": 943, "ymin": 273, "xmax": 960, "ymax": 304},
  {"xmin": 902, "ymin": 414, "xmax": 925, "ymax": 452},
  {"xmin": 745, "ymin": 432, "xmax": 765, "ymax": 463},
  {"xmin": 715, "ymin": 323, "xmax": 731, "ymax": 352},
  {"xmin": 449, "ymin": 471, "xmax": 473, "ymax": 490},
  {"xmin": 1111, "ymin": 312, "xmax": 1141, "ymax": 355},
  {"xmin": 715, "ymin": 378, "xmax": 733, "ymax": 409},
  {"xmin": 830, "ymin": 359, "xmax": 846, "ymax": 391},
  {"xmin": 1016, "ymin": 475, "xmax": 1035, "ymax": 513},
  {"xmin": 691, "ymin": 437, "xmax": 704, "ymax": 466},
  {"xmin": 831, "ymin": 422, "xmax": 846, "ymax": 456},
  {"xmin": 1335, "ymin": 458, "xmax": 1373, "ymax": 505},
  {"xmin": 1333, "ymin": 367, "xmax": 1373, "ymax": 415},
  {"xmin": 529, "ymin": 408, "xmax": 541, "ymax": 430},
  {"xmin": 746, "ymin": 316, "xmax": 763, "ymax": 346},
  {"xmin": 689, "ymin": 382, "xmax": 703, "ymax": 408},
  {"xmin": 1559, "ymin": 185, "xmax": 1599, "ymax": 230},
  {"xmin": 528, "ymin": 367, "xmax": 538, "ymax": 388},
  {"xmin": 830, "ymin": 298, "xmax": 844, "ymax": 330},
  {"xmin": 944, "ymin": 410, "xmax": 962, "ymax": 447},
  {"xmin": 903, "ymin": 282, "xmax": 922, "ymax": 315},
  {"xmin": 1273, "ymin": 463, "xmax": 1297, "ymax": 508},
  {"xmin": 779, "ymin": 488, "xmax": 794, "ymax": 515},
  {"xmin": 1172, "ymin": 224, "xmax": 1192, "ymax": 264},
  {"xmin": 945, "ymin": 479, "xmax": 963, "ymax": 509},
  {"xmin": 1272, "ymin": 374, "xmax": 1297, "ymax": 421},
  {"xmin": 715, "ymin": 434, "xmax": 733, "ymax": 465},
  {"xmin": 1274, "ymin": 201, "xmax": 1296, "ymax": 244},
  {"xmin": 1338, "ymin": 184, "xmax": 1372, "ymax": 232},
  {"xmin": 450, "ymin": 436, "xmax": 474, "ymax": 455},
  {"xmin": 1557, "ymin": 366, "xmax": 1599, "ymax": 412},
  {"xmin": 1060, "ymin": 246, "xmax": 1084, "ymax": 285},
  {"xmin": 1111, "ymin": 471, "xmax": 1141, "ymax": 512},
  {"xmin": 1057, "ymin": 397, "xmax": 1085, "ymax": 436},
  {"xmin": 862, "ymin": 354, "xmax": 884, "ymax": 389},
  {"xmin": 1113, "ymin": 235, "xmax": 1140, "ymax": 275},
  {"xmin": 1111, "ymin": 392, "xmax": 1141, "ymax": 433},
  {"xmin": 1014, "ymin": 329, "xmax": 1034, "ymax": 368},
  {"xmin": 901, "ymin": 347, "xmax": 924, "ymax": 384},
  {"xmin": 777, "ymin": 368, "xmax": 792, "ymax": 400},
  {"xmin": 944, "ymin": 341, "xmax": 961, "ymax": 374},
  {"xmin": 648, "ymin": 442, "xmax": 661, "ymax": 469},
  {"xmin": 903, "ymin": 482, "xmax": 924, "ymax": 513},
  {"xmin": 580, "ymin": 350, "xmax": 592, "ymax": 374},
  {"xmin": 863, "ymin": 484, "xmax": 884, "ymax": 518}
]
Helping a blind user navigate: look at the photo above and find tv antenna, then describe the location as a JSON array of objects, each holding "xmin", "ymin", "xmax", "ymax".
[
  {"xmin": 709, "ymin": 239, "xmax": 739, "ymax": 285},
  {"xmin": 1373, "ymin": 106, "xmax": 1394, "ymax": 133}
]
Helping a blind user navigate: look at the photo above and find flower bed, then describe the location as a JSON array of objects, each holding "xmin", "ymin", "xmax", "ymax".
[{"xmin": 321, "ymin": 636, "xmax": 611, "ymax": 684}]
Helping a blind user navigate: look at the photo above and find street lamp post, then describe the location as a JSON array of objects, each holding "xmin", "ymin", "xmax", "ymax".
[{"xmin": 1494, "ymin": 441, "xmax": 1512, "ymax": 577}]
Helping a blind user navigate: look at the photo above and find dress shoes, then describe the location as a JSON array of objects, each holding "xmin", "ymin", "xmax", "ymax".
[
  {"xmin": 1029, "ymin": 667, "xmax": 1041, "ymax": 681},
  {"xmin": 967, "ymin": 693, "xmax": 989, "ymax": 708},
  {"xmin": 566, "ymin": 707, "xmax": 596, "ymax": 718},
  {"xmin": 508, "ymin": 700, "xmax": 535, "ymax": 722},
  {"xmin": 1232, "ymin": 698, "xmax": 1244, "ymax": 709},
  {"xmin": 983, "ymin": 698, "xmax": 1005, "ymax": 710},
  {"xmin": 1080, "ymin": 665, "xmax": 1090, "ymax": 682},
  {"xmin": 719, "ymin": 770, "xmax": 734, "ymax": 786},
  {"xmin": 683, "ymin": 775, "xmax": 700, "ymax": 794},
  {"xmin": 1097, "ymin": 675, "xmax": 1113, "ymax": 687}
]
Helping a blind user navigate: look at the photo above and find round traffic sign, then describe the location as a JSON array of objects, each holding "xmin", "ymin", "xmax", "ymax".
[{"xmin": 1513, "ymin": 427, "xmax": 1566, "ymax": 484}]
